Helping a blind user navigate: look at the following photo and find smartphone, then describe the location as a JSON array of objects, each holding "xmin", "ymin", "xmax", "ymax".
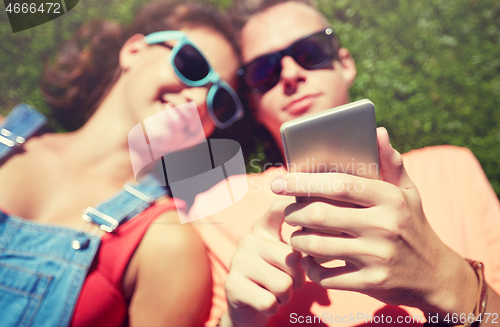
[
  {"xmin": 280, "ymin": 99, "xmax": 380, "ymax": 262},
  {"xmin": 280, "ymin": 99, "xmax": 379, "ymax": 179}
]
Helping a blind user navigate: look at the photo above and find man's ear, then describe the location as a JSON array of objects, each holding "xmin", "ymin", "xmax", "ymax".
[
  {"xmin": 338, "ymin": 47, "xmax": 357, "ymax": 86},
  {"xmin": 119, "ymin": 33, "xmax": 147, "ymax": 72}
]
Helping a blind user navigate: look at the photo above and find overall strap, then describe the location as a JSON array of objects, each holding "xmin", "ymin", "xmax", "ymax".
[
  {"xmin": 0, "ymin": 104, "xmax": 47, "ymax": 159},
  {"xmin": 0, "ymin": 104, "xmax": 169, "ymax": 232},
  {"xmin": 82, "ymin": 174, "xmax": 169, "ymax": 233}
]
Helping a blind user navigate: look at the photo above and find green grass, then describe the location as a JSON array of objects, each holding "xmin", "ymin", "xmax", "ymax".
[{"xmin": 1, "ymin": 0, "xmax": 499, "ymax": 197}]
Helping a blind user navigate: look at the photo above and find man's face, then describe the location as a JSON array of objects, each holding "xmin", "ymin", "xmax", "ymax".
[{"xmin": 241, "ymin": 2, "xmax": 357, "ymax": 144}]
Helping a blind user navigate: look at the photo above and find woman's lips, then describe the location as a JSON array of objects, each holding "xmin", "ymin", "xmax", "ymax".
[{"xmin": 284, "ymin": 94, "xmax": 319, "ymax": 115}]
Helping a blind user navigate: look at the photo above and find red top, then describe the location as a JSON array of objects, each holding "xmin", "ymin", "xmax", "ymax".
[{"xmin": 70, "ymin": 200, "xmax": 177, "ymax": 327}]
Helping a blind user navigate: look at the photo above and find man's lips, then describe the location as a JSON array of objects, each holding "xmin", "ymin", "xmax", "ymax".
[{"xmin": 283, "ymin": 94, "xmax": 320, "ymax": 115}]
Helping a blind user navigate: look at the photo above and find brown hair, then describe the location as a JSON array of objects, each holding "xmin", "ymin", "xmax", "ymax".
[
  {"xmin": 230, "ymin": 0, "xmax": 316, "ymax": 34},
  {"xmin": 41, "ymin": 0, "xmax": 239, "ymax": 130}
]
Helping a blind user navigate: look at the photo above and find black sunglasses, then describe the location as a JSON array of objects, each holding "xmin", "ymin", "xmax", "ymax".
[{"xmin": 237, "ymin": 28, "xmax": 338, "ymax": 94}]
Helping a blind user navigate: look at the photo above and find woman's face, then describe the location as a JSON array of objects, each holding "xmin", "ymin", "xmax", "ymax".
[
  {"xmin": 120, "ymin": 26, "xmax": 239, "ymax": 139},
  {"xmin": 240, "ymin": 2, "xmax": 356, "ymax": 145}
]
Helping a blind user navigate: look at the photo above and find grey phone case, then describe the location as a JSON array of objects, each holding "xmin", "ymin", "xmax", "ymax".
[
  {"xmin": 280, "ymin": 99, "xmax": 380, "ymax": 263},
  {"xmin": 280, "ymin": 99, "xmax": 380, "ymax": 180}
]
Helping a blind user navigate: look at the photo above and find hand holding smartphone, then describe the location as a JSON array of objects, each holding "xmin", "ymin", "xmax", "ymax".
[
  {"xmin": 280, "ymin": 99, "xmax": 380, "ymax": 262},
  {"xmin": 280, "ymin": 99, "xmax": 379, "ymax": 179}
]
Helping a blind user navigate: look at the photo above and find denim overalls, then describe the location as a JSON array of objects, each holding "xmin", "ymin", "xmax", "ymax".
[{"xmin": 0, "ymin": 104, "xmax": 168, "ymax": 327}]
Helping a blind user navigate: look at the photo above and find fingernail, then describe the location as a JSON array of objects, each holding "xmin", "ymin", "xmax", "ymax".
[{"xmin": 271, "ymin": 178, "xmax": 287, "ymax": 194}]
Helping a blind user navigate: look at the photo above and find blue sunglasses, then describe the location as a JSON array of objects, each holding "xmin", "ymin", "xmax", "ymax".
[{"xmin": 145, "ymin": 31, "xmax": 244, "ymax": 129}]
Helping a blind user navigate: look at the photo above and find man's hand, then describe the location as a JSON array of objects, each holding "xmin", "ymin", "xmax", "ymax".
[
  {"xmin": 271, "ymin": 127, "xmax": 479, "ymax": 317},
  {"xmin": 222, "ymin": 198, "xmax": 305, "ymax": 327}
]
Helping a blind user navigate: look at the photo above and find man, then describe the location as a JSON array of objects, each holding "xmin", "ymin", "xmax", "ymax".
[{"xmin": 189, "ymin": 1, "xmax": 500, "ymax": 326}]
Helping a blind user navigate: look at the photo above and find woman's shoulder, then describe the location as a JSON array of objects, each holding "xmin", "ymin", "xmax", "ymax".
[
  {"xmin": 126, "ymin": 209, "xmax": 211, "ymax": 326},
  {"xmin": 141, "ymin": 209, "xmax": 207, "ymax": 253},
  {"xmin": 131, "ymin": 204, "xmax": 209, "ymax": 272}
]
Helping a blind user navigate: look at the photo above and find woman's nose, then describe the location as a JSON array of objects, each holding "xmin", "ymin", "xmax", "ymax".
[
  {"xmin": 181, "ymin": 86, "xmax": 209, "ymax": 113},
  {"xmin": 187, "ymin": 85, "xmax": 209, "ymax": 100}
]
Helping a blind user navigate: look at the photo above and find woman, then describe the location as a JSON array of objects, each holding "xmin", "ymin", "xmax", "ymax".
[
  {"xmin": 189, "ymin": 0, "xmax": 500, "ymax": 326},
  {"xmin": 0, "ymin": 1, "xmax": 242, "ymax": 326}
]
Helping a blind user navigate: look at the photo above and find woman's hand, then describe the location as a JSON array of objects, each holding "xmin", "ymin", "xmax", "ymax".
[
  {"xmin": 221, "ymin": 198, "xmax": 305, "ymax": 327},
  {"xmin": 271, "ymin": 127, "xmax": 480, "ymax": 317}
]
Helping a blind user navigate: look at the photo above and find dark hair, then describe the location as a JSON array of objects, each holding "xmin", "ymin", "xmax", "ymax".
[
  {"xmin": 41, "ymin": 0, "xmax": 240, "ymax": 130},
  {"xmin": 230, "ymin": 0, "xmax": 316, "ymax": 35}
]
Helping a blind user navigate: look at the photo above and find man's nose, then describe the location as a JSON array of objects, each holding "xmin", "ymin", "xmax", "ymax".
[{"xmin": 280, "ymin": 56, "xmax": 306, "ymax": 93}]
